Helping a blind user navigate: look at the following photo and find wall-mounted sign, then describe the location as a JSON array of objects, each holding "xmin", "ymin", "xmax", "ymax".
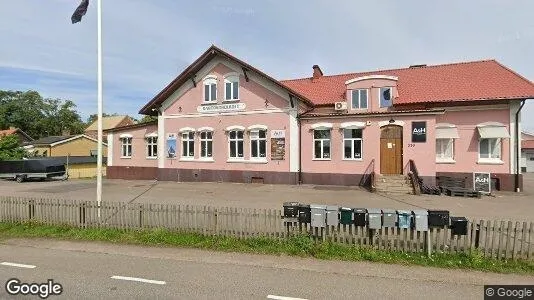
[
  {"xmin": 197, "ymin": 103, "xmax": 246, "ymax": 114},
  {"xmin": 271, "ymin": 138, "xmax": 285, "ymax": 160},
  {"xmin": 271, "ymin": 130, "xmax": 285, "ymax": 139},
  {"xmin": 166, "ymin": 133, "xmax": 177, "ymax": 158},
  {"xmin": 411, "ymin": 121, "xmax": 427, "ymax": 143},
  {"xmin": 473, "ymin": 172, "xmax": 491, "ymax": 194}
]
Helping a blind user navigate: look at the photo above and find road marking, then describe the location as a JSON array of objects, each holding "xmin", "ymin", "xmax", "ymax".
[
  {"xmin": 110, "ymin": 276, "xmax": 166, "ymax": 285},
  {"xmin": 1, "ymin": 262, "xmax": 36, "ymax": 269},
  {"xmin": 267, "ymin": 295, "xmax": 308, "ymax": 300}
]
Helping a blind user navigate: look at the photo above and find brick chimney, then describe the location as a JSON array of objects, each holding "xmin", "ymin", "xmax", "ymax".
[{"xmin": 312, "ymin": 65, "xmax": 323, "ymax": 79}]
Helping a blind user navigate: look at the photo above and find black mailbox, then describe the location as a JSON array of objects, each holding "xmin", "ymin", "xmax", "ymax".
[
  {"xmin": 427, "ymin": 210, "xmax": 450, "ymax": 227},
  {"xmin": 450, "ymin": 217, "xmax": 468, "ymax": 235},
  {"xmin": 353, "ymin": 208, "xmax": 367, "ymax": 227},
  {"xmin": 283, "ymin": 202, "xmax": 299, "ymax": 218},
  {"xmin": 298, "ymin": 204, "xmax": 311, "ymax": 223}
]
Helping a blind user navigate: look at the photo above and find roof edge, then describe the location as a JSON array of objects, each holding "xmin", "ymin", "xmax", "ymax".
[{"xmin": 104, "ymin": 121, "xmax": 158, "ymax": 133}]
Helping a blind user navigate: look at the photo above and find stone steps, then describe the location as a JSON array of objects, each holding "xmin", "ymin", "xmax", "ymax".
[{"xmin": 375, "ymin": 175, "xmax": 414, "ymax": 195}]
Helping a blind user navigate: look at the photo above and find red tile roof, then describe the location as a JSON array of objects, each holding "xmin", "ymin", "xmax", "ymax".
[
  {"xmin": 0, "ymin": 129, "xmax": 17, "ymax": 137},
  {"xmin": 281, "ymin": 60, "xmax": 534, "ymax": 105},
  {"xmin": 522, "ymin": 140, "xmax": 534, "ymax": 149}
]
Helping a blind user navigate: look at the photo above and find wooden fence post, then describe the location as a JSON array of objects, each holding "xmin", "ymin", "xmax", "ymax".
[{"xmin": 138, "ymin": 204, "xmax": 143, "ymax": 228}]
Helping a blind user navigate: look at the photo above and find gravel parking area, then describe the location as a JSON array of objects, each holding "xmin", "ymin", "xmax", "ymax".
[{"xmin": 1, "ymin": 173, "xmax": 533, "ymax": 221}]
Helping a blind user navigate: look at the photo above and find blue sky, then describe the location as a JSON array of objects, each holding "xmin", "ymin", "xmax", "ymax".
[{"xmin": 1, "ymin": 0, "xmax": 533, "ymax": 130}]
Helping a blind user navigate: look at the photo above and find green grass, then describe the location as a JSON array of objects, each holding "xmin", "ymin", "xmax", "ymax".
[{"xmin": 0, "ymin": 222, "xmax": 532, "ymax": 274}]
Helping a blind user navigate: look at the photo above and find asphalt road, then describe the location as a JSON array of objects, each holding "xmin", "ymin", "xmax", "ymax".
[{"xmin": 0, "ymin": 239, "xmax": 533, "ymax": 299}]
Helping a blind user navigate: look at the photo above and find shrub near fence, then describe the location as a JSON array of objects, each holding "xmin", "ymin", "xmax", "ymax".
[{"xmin": 0, "ymin": 196, "xmax": 532, "ymax": 261}]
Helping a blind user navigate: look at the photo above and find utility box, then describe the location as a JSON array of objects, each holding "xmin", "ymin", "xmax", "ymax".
[
  {"xmin": 298, "ymin": 204, "xmax": 311, "ymax": 224},
  {"xmin": 326, "ymin": 206, "xmax": 339, "ymax": 226},
  {"xmin": 339, "ymin": 207, "xmax": 353, "ymax": 225},
  {"xmin": 353, "ymin": 208, "xmax": 367, "ymax": 227},
  {"xmin": 382, "ymin": 209, "xmax": 397, "ymax": 228},
  {"xmin": 283, "ymin": 202, "xmax": 300, "ymax": 219},
  {"xmin": 450, "ymin": 217, "xmax": 468, "ymax": 235},
  {"xmin": 428, "ymin": 210, "xmax": 450, "ymax": 228},
  {"xmin": 412, "ymin": 210, "xmax": 429, "ymax": 231},
  {"xmin": 367, "ymin": 208, "xmax": 382, "ymax": 229},
  {"xmin": 396, "ymin": 210, "xmax": 412, "ymax": 229},
  {"xmin": 310, "ymin": 204, "xmax": 327, "ymax": 228}
]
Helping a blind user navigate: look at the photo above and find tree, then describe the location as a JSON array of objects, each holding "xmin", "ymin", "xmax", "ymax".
[
  {"xmin": 138, "ymin": 115, "xmax": 158, "ymax": 124},
  {"xmin": 0, "ymin": 135, "xmax": 26, "ymax": 161}
]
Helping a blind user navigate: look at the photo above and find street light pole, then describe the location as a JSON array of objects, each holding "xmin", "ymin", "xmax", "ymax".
[{"xmin": 96, "ymin": 0, "xmax": 103, "ymax": 218}]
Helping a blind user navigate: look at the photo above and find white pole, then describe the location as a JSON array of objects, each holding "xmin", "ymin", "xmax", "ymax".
[{"xmin": 96, "ymin": 0, "xmax": 103, "ymax": 219}]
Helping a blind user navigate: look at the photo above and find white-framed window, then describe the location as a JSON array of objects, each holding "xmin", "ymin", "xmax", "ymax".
[
  {"xmin": 203, "ymin": 76, "xmax": 217, "ymax": 102},
  {"xmin": 343, "ymin": 129, "xmax": 362, "ymax": 159},
  {"xmin": 250, "ymin": 130, "xmax": 267, "ymax": 159},
  {"xmin": 379, "ymin": 87, "xmax": 393, "ymax": 108},
  {"xmin": 436, "ymin": 138, "xmax": 454, "ymax": 160},
  {"xmin": 228, "ymin": 130, "xmax": 244, "ymax": 159},
  {"xmin": 479, "ymin": 138, "xmax": 501, "ymax": 160},
  {"xmin": 351, "ymin": 89, "xmax": 368, "ymax": 109},
  {"xmin": 313, "ymin": 129, "xmax": 331, "ymax": 159},
  {"xmin": 224, "ymin": 74, "xmax": 239, "ymax": 101},
  {"xmin": 181, "ymin": 132, "xmax": 195, "ymax": 158},
  {"xmin": 200, "ymin": 131, "xmax": 213, "ymax": 158},
  {"xmin": 146, "ymin": 136, "xmax": 157, "ymax": 158},
  {"xmin": 121, "ymin": 137, "xmax": 132, "ymax": 157}
]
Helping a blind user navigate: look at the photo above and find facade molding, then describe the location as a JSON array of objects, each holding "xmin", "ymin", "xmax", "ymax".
[
  {"xmin": 107, "ymin": 133, "xmax": 113, "ymax": 167},
  {"xmin": 345, "ymin": 75, "xmax": 398, "ymax": 85}
]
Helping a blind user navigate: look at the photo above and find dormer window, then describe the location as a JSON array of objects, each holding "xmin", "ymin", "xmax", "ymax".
[
  {"xmin": 379, "ymin": 87, "xmax": 393, "ymax": 108},
  {"xmin": 351, "ymin": 89, "xmax": 368, "ymax": 109},
  {"xmin": 203, "ymin": 75, "xmax": 217, "ymax": 103},
  {"xmin": 224, "ymin": 74, "xmax": 239, "ymax": 101}
]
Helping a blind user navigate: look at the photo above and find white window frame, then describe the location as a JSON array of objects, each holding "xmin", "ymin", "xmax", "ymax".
[
  {"xmin": 342, "ymin": 129, "xmax": 363, "ymax": 160},
  {"xmin": 203, "ymin": 75, "xmax": 217, "ymax": 103},
  {"xmin": 228, "ymin": 130, "xmax": 244, "ymax": 160},
  {"xmin": 478, "ymin": 138, "xmax": 502, "ymax": 163},
  {"xmin": 224, "ymin": 73, "xmax": 239, "ymax": 101},
  {"xmin": 436, "ymin": 138, "xmax": 454, "ymax": 163},
  {"xmin": 181, "ymin": 131, "xmax": 195, "ymax": 159},
  {"xmin": 146, "ymin": 136, "xmax": 158, "ymax": 159},
  {"xmin": 379, "ymin": 87, "xmax": 393, "ymax": 108},
  {"xmin": 351, "ymin": 89, "xmax": 368, "ymax": 110},
  {"xmin": 313, "ymin": 129, "xmax": 331, "ymax": 160},
  {"xmin": 121, "ymin": 137, "xmax": 132, "ymax": 158},
  {"xmin": 250, "ymin": 129, "xmax": 267, "ymax": 160},
  {"xmin": 199, "ymin": 130, "xmax": 213, "ymax": 160}
]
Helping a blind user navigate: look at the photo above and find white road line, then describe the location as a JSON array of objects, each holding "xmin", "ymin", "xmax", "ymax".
[
  {"xmin": 110, "ymin": 275, "xmax": 166, "ymax": 285},
  {"xmin": 1, "ymin": 262, "xmax": 36, "ymax": 269},
  {"xmin": 267, "ymin": 295, "xmax": 308, "ymax": 300}
]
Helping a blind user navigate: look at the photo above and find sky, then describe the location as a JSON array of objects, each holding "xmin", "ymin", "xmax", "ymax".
[{"xmin": 0, "ymin": 0, "xmax": 533, "ymax": 130}]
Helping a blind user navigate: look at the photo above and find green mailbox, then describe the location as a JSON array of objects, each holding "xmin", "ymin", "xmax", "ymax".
[{"xmin": 339, "ymin": 207, "xmax": 353, "ymax": 225}]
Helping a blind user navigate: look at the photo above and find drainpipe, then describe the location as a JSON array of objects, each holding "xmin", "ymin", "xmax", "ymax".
[{"xmin": 515, "ymin": 100, "xmax": 526, "ymax": 192}]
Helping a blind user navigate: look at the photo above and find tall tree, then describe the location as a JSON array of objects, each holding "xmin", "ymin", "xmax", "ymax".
[
  {"xmin": 138, "ymin": 115, "xmax": 158, "ymax": 124},
  {"xmin": 0, "ymin": 135, "xmax": 26, "ymax": 161}
]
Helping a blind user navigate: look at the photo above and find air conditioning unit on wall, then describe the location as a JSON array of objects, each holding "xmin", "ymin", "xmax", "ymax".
[{"xmin": 335, "ymin": 101, "xmax": 347, "ymax": 111}]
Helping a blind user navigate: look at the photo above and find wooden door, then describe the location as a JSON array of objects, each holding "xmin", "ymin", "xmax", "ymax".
[{"xmin": 380, "ymin": 125, "xmax": 403, "ymax": 174}]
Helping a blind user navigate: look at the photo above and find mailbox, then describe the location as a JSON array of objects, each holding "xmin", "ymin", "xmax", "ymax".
[
  {"xmin": 412, "ymin": 210, "xmax": 429, "ymax": 231},
  {"xmin": 450, "ymin": 217, "xmax": 468, "ymax": 235},
  {"xmin": 382, "ymin": 209, "xmax": 397, "ymax": 228},
  {"xmin": 298, "ymin": 204, "xmax": 311, "ymax": 223},
  {"xmin": 283, "ymin": 202, "xmax": 300, "ymax": 218},
  {"xmin": 353, "ymin": 208, "xmax": 367, "ymax": 227},
  {"xmin": 367, "ymin": 208, "xmax": 382, "ymax": 229},
  {"xmin": 396, "ymin": 210, "xmax": 412, "ymax": 229},
  {"xmin": 339, "ymin": 207, "xmax": 353, "ymax": 225},
  {"xmin": 428, "ymin": 210, "xmax": 450, "ymax": 227},
  {"xmin": 310, "ymin": 204, "xmax": 326, "ymax": 228},
  {"xmin": 326, "ymin": 206, "xmax": 339, "ymax": 226}
]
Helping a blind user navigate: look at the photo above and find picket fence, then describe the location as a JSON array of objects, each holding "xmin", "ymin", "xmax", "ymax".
[{"xmin": 0, "ymin": 196, "xmax": 532, "ymax": 261}]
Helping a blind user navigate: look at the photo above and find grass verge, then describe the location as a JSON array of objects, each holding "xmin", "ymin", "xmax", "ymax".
[{"xmin": 0, "ymin": 222, "xmax": 532, "ymax": 274}]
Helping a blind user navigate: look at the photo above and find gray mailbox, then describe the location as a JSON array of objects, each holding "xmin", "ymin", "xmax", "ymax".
[
  {"xmin": 412, "ymin": 210, "xmax": 428, "ymax": 231},
  {"xmin": 367, "ymin": 208, "xmax": 382, "ymax": 229},
  {"xmin": 326, "ymin": 205, "xmax": 339, "ymax": 226},
  {"xmin": 382, "ymin": 209, "xmax": 397, "ymax": 228},
  {"xmin": 310, "ymin": 204, "xmax": 326, "ymax": 228}
]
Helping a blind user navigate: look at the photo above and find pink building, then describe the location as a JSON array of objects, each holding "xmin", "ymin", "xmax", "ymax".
[{"xmin": 106, "ymin": 45, "xmax": 534, "ymax": 192}]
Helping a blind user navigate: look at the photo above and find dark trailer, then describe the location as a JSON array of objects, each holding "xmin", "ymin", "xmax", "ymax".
[{"xmin": 0, "ymin": 159, "xmax": 67, "ymax": 183}]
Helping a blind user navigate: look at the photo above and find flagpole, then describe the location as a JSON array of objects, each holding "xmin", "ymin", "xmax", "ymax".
[{"xmin": 96, "ymin": 0, "xmax": 103, "ymax": 219}]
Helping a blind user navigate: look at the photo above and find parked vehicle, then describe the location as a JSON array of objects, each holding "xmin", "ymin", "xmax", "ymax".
[{"xmin": 0, "ymin": 159, "xmax": 68, "ymax": 183}]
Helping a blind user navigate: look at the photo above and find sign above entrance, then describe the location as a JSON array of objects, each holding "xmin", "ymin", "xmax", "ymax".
[
  {"xmin": 411, "ymin": 121, "xmax": 427, "ymax": 143},
  {"xmin": 197, "ymin": 103, "xmax": 246, "ymax": 114}
]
